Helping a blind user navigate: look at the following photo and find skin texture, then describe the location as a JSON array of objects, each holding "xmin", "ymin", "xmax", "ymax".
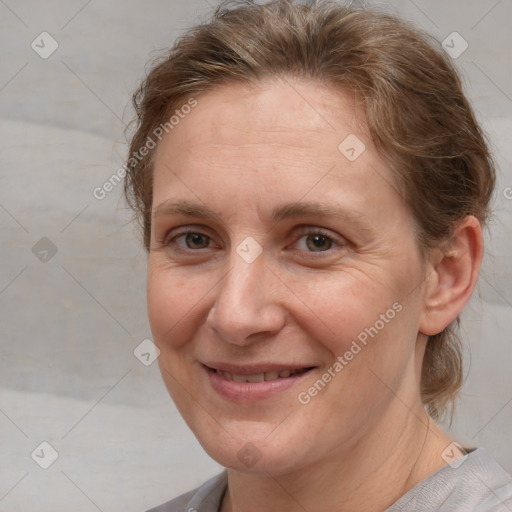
[{"xmin": 147, "ymin": 78, "xmax": 483, "ymax": 512}]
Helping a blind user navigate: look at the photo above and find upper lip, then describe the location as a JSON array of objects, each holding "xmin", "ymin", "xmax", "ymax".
[{"xmin": 202, "ymin": 362, "xmax": 316, "ymax": 375}]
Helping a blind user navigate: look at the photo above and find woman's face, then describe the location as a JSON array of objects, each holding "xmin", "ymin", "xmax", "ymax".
[{"xmin": 147, "ymin": 78, "xmax": 431, "ymax": 474}]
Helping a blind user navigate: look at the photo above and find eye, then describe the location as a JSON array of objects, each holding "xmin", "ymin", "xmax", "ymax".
[
  {"xmin": 294, "ymin": 228, "xmax": 342, "ymax": 253},
  {"xmin": 303, "ymin": 233, "xmax": 333, "ymax": 252},
  {"xmin": 166, "ymin": 231, "xmax": 213, "ymax": 251}
]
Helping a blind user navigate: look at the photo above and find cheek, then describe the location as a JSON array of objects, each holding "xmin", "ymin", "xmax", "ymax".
[
  {"xmin": 285, "ymin": 267, "xmax": 400, "ymax": 352},
  {"xmin": 146, "ymin": 261, "xmax": 208, "ymax": 350},
  {"xmin": 287, "ymin": 265, "xmax": 421, "ymax": 397}
]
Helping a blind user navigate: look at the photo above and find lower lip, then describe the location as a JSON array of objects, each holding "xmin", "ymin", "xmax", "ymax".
[{"xmin": 203, "ymin": 366, "xmax": 314, "ymax": 402}]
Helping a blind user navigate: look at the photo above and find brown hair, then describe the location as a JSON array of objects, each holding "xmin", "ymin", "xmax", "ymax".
[{"xmin": 124, "ymin": 0, "xmax": 495, "ymax": 420}]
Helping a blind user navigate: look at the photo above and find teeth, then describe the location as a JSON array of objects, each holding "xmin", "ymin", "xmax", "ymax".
[
  {"xmin": 246, "ymin": 373, "xmax": 265, "ymax": 383},
  {"xmin": 215, "ymin": 368, "xmax": 307, "ymax": 382}
]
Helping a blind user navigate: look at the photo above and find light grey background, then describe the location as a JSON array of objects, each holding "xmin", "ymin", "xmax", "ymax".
[{"xmin": 0, "ymin": 0, "xmax": 511, "ymax": 511}]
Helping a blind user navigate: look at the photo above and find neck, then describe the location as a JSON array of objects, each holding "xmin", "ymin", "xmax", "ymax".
[{"xmin": 221, "ymin": 405, "xmax": 452, "ymax": 512}]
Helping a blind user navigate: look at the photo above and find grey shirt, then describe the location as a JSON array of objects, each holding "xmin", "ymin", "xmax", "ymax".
[{"xmin": 147, "ymin": 448, "xmax": 512, "ymax": 512}]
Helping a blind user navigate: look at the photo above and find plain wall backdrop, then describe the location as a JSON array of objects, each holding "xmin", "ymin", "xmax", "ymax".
[{"xmin": 1, "ymin": 0, "xmax": 511, "ymax": 511}]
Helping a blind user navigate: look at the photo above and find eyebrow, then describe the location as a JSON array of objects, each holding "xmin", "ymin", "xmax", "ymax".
[
  {"xmin": 152, "ymin": 199, "xmax": 223, "ymax": 222},
  {"xmin": 270, "ymin": 201, "xmax": 367, "ymax": 225},
  {"xmin": 152, "ymin": 199, "xmax": 371, "ymax": 232}
]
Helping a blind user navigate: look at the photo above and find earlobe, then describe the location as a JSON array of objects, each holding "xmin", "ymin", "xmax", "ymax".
[{"xmin": 419, "ymin": 216, "xmax": 484, "ymax": 336}]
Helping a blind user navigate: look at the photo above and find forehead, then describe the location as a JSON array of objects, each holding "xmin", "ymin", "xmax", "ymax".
[
  {"xmin": 151, "ymin": 78, "xmax": 403, "ymax": 220},
  {"xmin": 160, "ymin": 78, "xmax": 366, "ymax": 153}
]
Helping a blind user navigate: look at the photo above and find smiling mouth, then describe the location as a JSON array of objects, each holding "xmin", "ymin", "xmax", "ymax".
[
  {"xmin": 204, "ymin": 365, "xmax": 314, "ymax": 383},
  {"xmin": 215, "ymin": 368, "xmax": 311, "ymax": 382}
]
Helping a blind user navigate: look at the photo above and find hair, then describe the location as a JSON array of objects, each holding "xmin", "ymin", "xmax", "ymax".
[{"xmin": 124, "ymin": 0, "xmax": 495, "ymax": 420}]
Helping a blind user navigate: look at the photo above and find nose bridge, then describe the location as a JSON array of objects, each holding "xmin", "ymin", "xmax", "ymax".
[
  {"xmin": 207, "ymin": 246, "xmax": 284, "ymax": 344},
  {"xmin": 220, "ymin": 247, "xmax": 268, "ymax": 317}
]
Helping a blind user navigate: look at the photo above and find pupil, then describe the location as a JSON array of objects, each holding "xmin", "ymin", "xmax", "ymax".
[
  {"xmin": 186, "ymin": 233, "xmax": 208, "ymax": 248},
  {"xmin": 308, "ymin": 235, "xmax": 331, "ymax": 251}
]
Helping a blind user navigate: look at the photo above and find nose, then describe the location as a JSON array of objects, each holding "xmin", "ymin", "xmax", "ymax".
[{"xmin": 206, "ymin": 248, "xmax": 286, "ymax": 346}]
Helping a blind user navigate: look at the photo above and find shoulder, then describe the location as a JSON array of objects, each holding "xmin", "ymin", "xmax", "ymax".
[
  {"xmin": 387, "ymin": 448, "xmax": 512, "ymax": 512},
  {"xmin": 146, "ymin": 471, "xmax": 228, "ymax": 512}
]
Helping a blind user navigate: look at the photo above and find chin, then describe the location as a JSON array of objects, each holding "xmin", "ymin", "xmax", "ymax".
[{"xmin": 192, "ymin": 422, "xmax": 313, "ymax": 475}]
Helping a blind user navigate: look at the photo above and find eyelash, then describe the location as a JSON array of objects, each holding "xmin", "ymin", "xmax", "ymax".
[{"xmin": 163, "ymin": 226, "xmax": 345, "ymax": 255}]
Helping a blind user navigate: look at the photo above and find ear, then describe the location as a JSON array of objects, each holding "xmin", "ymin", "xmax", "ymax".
[{"xmin": 419, "ymin": 216, "xmax": 484, "ymax": 336}]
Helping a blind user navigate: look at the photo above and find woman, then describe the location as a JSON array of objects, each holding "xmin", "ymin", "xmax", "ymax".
[{"xmin": 124, "ymin": 1, "xmax": 512, "ymax": 510}]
